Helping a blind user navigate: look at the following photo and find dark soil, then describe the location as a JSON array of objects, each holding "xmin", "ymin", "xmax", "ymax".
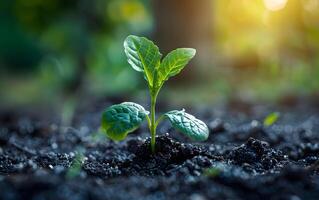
[{"xmin": 1, "ymin": 97, "xmax": 319, "ymax": 200}]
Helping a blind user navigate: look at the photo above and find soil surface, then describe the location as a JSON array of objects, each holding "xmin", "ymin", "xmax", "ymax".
[{"xmin": 1, "ymin": 97, "xmax": 319, "ymax": 200}]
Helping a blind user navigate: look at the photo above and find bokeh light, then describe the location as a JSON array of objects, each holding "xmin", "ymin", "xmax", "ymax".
[{"xmin": 264, "ymin": 0, "xmax": 288, "ymax": 11}]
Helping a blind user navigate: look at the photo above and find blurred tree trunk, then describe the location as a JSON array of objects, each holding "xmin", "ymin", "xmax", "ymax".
[{"xmin": 153, "ymin": 0, "xmax": 213, "ymax": 84}]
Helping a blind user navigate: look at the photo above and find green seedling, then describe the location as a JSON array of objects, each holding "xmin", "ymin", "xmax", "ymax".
[
  {"xmin": 203, "ymin": 167, "xmax": 222, "ymax": 178},
  {"xmin": 101, "ymin": 35, "xmax": 209, "ymax": 153},
  {"xmin": 263, "ymin": 112, "xmax": 280, "ymax": 127},
  {"xmin": 66, "ymin": 152, "xmax": 85, "ymax": 179}
]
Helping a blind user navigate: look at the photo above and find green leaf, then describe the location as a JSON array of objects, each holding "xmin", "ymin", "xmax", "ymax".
[
  {"xmin": 164, "ymin": 109, "xmax": 209, "ymax": 141},
  {"xmin": 204, "ymin": 167, "xmax": 222, "ymax": 178},
  {"xmin": 124, "ymin": 35, "xmax": 162, "ymax": 87},
  {"xmin": 156, "ymin": 48, "xmax": 196, "ymax": 87},
  {"xmin": 263, "ymin": 112, "xmax": 280, "ymax": 127},
  {"xmin": 101, "ymin": 102, "xmax": 149, "ymax": 141}
]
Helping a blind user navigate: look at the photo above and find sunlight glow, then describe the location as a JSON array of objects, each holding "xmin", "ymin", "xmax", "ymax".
[
  {"xmin": 263, "ymin": 0, "xmax": 288, "ymax": 11},
  {"xmin": 303, "ymin": 0, "xmax": 319, "ymax": 12}
]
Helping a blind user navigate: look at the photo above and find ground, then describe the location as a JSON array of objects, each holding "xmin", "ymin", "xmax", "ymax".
[{"xmin": 1, "ymin": 96, "xmax": 319, "ymax": 200}]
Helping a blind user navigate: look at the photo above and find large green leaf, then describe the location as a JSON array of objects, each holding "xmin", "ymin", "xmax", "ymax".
[
  {"xmin": 156, "ymin": 48, "xmax": 196, "ymax": 87},
  {"xmin": 164, "ymin": 109, "xmax": 209, "ymax": 141},
  {"xmin": 101, "ymin": 102, "xmax": 149, "ymax": 141},
  {"xmin": 124, "ymin": 35, "xmax": 162, "ymax": 87}
]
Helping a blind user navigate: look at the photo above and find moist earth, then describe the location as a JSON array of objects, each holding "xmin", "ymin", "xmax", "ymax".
[{"xmin": 1, "ymin": 98, "xmax": 319, "ymax": 200}]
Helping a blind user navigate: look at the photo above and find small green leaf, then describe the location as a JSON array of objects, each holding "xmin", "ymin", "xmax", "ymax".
[
  {"xmin": 164, "ymin": 109, "xmax": 209, "ymax": 141},
  {"xmin": 156, "ymin": 48, "xmax": 196, "ymax": 87},
  {"xmin": 124, "ymin": 35, "xmax": 162, "ymax": 87},
  {"xmin": 203, "ymin": 167, "xmax": 222, "ymax": 178},
  {"xmin": 66, "ymin": 152, "xmax": 85, "ymax": 179},
  {"xmin": 101, "ymin": 102, "xmax": 149, "ymax": 141},
  {"xmin": 263, "ymin": 112, "xmax": 280, "ymax": 127}
]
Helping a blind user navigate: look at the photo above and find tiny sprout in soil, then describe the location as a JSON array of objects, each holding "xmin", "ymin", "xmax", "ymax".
[{"xmin": 101, "ymin": 35, "xmax": 209, "ymax": 153}]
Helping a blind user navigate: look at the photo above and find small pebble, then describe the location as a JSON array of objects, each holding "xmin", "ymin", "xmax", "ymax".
[
  {"xmin": 80, "ymin": 171, "xmax": 87, "ymax": 179},
  {"xmin": 208, "ymin": 118, "xmax": 225, "ymax": 133},
  {"xmin": 54, "ymin": 165, "xmax": 65, "ymax": 174},
  {"xmin": 80, "ymin": 126, "xmax": 89, "ymax": 135},
  {"xmin": 50, "ymin": 124, "xmax": 58, "ymax": 131},
  {"xmin": 51, "ymin": 142, "xmax": 58, "ymax": 149},
  {"xmin": 290, "ymin": 195, "xmax": 301, "ymax": 200},
  {"xmin": 251, "ymin": 120, "xmax": 259, "ymax": 127},
  {"xmin": 185, "ymin": 176, "xmax": 196, "ymax": 183},
  {"xmin": 28, "ymin": 160, "xmax": 38, "ymax": 170},
  {"xmin": 16, "ymin": 163, "xmax": 24, "ymax": 170},
  {"xmin": 190, "ymin": 193, "xmax": 206, "ymax": 200},
  {"xmin": 35, "ymin": 169, "xmax": 49, "ymax": 176},
  {"xmin": 95, "ymin": 178, "xmax": 104, "ymax": 186},
  {"xmin": 193, "ymin": 170, "xmax": 201, "ymax": 176}
]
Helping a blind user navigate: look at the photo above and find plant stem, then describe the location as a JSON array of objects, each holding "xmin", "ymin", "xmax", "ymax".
[
  {"xmin": 155, "ymin": 115, "xmax": 165, "ymax": 128},
  {"xmin": 150, "ymin": 94, "xmax": 157, "ymax": 153}
]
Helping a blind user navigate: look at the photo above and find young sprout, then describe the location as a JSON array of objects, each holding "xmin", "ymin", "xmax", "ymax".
[
  {"xmin": 101, "ymin": 35, "xmax": 209, "ymax": 153},
  {"xmin": 263, "ymin": 112, "xmax": 280, "ymax": 127}
]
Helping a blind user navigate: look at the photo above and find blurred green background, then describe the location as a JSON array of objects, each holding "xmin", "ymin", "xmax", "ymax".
[{"xmin": 1, "ymin": 0, "xmax": 319, "ymax": 109}]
